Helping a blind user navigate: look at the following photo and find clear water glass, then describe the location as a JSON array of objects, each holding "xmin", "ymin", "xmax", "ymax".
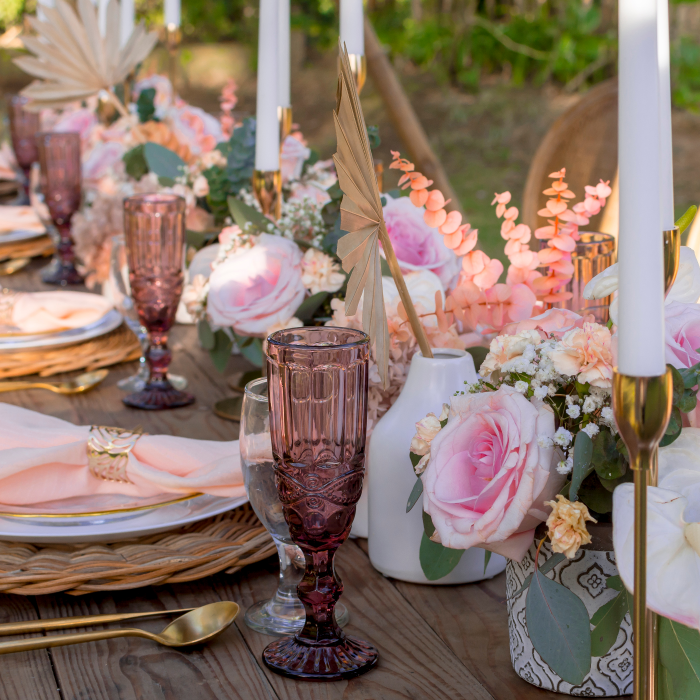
[
  {"xmin": 109, "ymin": 233, "xmax": 187, "ymax": 393},
  {"xmin": 240, "ymin": 377, "xmax": 348, "ymax": 636}
]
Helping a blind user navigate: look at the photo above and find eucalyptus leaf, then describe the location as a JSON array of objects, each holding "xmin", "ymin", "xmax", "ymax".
[
  {"xmin": 670, "ymin": 365, "xmax": 685, "ymax": 405},
  {"xmin": 606, "ymin": 574, "xmax": 623, "ymax": 591},
  {"xmin": 210, "ymin": 330, "xmax": 234, "ymax": 372},
  {"xmin": 295, "ymin": 291, "xmax": 329, "ymax": 322},
  {"xmin": 419, "ymin": 531, "xmax": 464, "ymax": 581},
  {"xmin": 406, "ymin": 478, "xmax": 423, "ymax": 513},
  {"xmin": 678, "ymin": 389, "xmax": 698, "ymax": 414},
  {"xmin": 227, "ymin": 196, "xmax": 270, "ymax": 229},
  {"xmin": 570, "ymin": 430, "xmax": 593, "ymax": 502},
  {"xmin": 660, "ymin": 406, "xmax": 683, "ymax": 447},
  {"xmin": 422, "ymin": 510, "xmax": 435, "ymax": 538},
  {"xmin": 197, "ymin": 319, "xmax": 215, "ymax": 351},
  {"xmin": 483, "ymin": 550, "xmax": 492, "ymax": 575},
  {"xmin": 123, "ymin": 144, "xmax": 148, "ymax": 180},
  {"xmin": 143, "ymin": 142, "xmax": 186, "ymax": 182},
  {"xmin": 577, "ymin": 479, "xmax": 614, "ymax": 513},
  {"xmin": 526, "ymin": 568, "xmax": 592, "ymax": 685},
  {"xmin": 380, "ymin": 256, "xmax": 392, "ymax": 277},
  {"xmin": 237, "ymin": 337, "xmax": 264, "ymax": 368},
  {"xmin": 659, "ymin": 665, "xmax": 675, "ymax": 700},
  {"xmin": 592, "ymin": 429, "xmax": 626, "ymax": 481},
  {"xmin": 466, "ymin": 346, "xmax": 489, "ymax": 373},
  {"xmin": 511, "ymin": 553, "xmax": 566, "ymax": 598},
  {"xmin": 659, "ymin": 617, "xmax": 700, "ymax": 699},
  {"xmin": 590, "ymin": 591, "xmax": 628, "ymax": 657},
  {"xmin": 322, "ymin": 215, "xmax": 344, "ymax": 255}
]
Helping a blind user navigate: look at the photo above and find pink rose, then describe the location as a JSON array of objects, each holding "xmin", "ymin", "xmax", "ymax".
[
  {"xmin": 82, "ymin": 141, "xmax": 126, "ymax": 184},
  {"xmin": 280, "ymin": 134, "xmax": 311, "ymax": 183},
  {"xmin": 169, "ymin": 104, "xmax": 223, "ymax": 156},
  {"xmin": 383, "ymin": 195, "xmax": 460, "ymax": 289},
  {"xmin": 289, "ymin": 182, "xmax": 331, "ymax": 208},
  {"xmin": 548, "ymin": 322, "xmax": 613, "ymax": 388},
  {"xmin": 53, "ymin": 107, "xmax": 97, "ymax": 147},
  {"xmin": 665, "ymin": 301, "xmax": 700, "ymax": 370},
  {"xmin": 502, "ymin": 307, "xmax": 589, "ymax": 340},
  {"xmin": 207, "ymin": 233, "xmax": 305, "ymax": 336},
  {"xmin": 422, "ymin": 385, "xmax": 562, "ymax": 560}
]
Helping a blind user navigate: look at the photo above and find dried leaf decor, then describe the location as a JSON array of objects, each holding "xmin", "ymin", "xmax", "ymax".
[
  {"xmin": 14, "ymin": 0, "xmax": 158, "ymax": 113},
  {"xmin": 333, "ymin": 42, "xmax": 432, "ymax": 387}
]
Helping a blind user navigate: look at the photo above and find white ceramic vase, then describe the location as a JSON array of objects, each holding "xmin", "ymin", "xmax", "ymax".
[{"xmin": 366, "ymin": 348, "xmax": 507, "ymax": 583}]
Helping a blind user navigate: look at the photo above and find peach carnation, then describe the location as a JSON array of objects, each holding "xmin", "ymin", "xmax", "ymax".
[
  {"xmin": 545, "ymin": 495, "xmax": 597, "ymax": 559},
  {"xmin": 479, "ymin": 329, "xmax": 542, "ymax": 377},
  {"xmin": 300, "ymin": 248, "xmax": 345, "ymax": 295},
  {"xmin": 548, "ymin": 322, "xmax": 613, "ymax": 388}
]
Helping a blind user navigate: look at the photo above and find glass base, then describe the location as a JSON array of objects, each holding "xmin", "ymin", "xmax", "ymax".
[
  {"xmin": 262, "ymin": 634, "xmax": 378, "ymax": 681},
  {"xmin": 245, "ymin": 599, "xmax": 349, "ymax": 637},
  {"xmin": 117, "ymin": 364, "xmax": 188, "ymax": 393},
  {"xmin": 122, "ymin": 380, "xmax": 195, "ymax": 410},
  {"xmin": 41, "ymin": 258, "xmax": 84, "ymax": 286}
]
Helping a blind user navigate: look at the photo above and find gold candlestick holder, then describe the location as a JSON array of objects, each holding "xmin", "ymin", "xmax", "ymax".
[
  {"xmin": 347, "ymin": 54, "xmax": 366, "ymax": 94},
  {"xmin": 252, "ymin": 170, "xmax": 282, "ymax": 220},
  {"xmin": 613, "ymin": 369, "xmax": 672, "ymax": 700},
  {"xmin": 278, "ymin": 106, "xmax": 293, "ymax": 146},
  {"xmin": 663, "ymin": 226, "xmax": 680, "ymax": 298},
  {"xmin": 165, "ymin": 24, "xmax": 182, "ymax": 90}
]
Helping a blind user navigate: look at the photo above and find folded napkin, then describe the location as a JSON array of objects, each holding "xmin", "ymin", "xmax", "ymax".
[
  {"xmin": 4, "ymin": 291, "xmax": 113, "ymax": 333},
  {"xmin": 0, "ymin": 206, "xmax": 45, "ymax": 234},
  {"xmin": 0, "ymin": 404, "xmax": 245, "ymax": 505}
]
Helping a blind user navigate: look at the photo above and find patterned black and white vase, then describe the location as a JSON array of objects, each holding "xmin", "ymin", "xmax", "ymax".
[{"xmin": 506, "ymin": 524, "xmax": 633, "ymax": 697}]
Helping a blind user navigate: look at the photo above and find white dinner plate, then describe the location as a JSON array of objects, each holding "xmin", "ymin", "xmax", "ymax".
[
  {"xmin": 0, "ymin": 308, "xmax": 122, "ymax": 351},
  {"xmin": 0, "ymin": 494, "xmax": 249, "ymax": 543},
  {"xmin": 0, "ymin": 228, "xmax": 46, "ymax": 244}
]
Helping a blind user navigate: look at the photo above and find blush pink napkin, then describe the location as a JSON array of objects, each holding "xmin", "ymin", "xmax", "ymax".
[
  {"xmin": 0, "ymin": 404, "xmax": 245, "ymax": 505},
  {"xmin": 0, "ymin": 206, "xmax": 45, "ymax": 234},
  {"xmin": 7, "ymin": 291, "xmax": 113, "ymax": 333}
]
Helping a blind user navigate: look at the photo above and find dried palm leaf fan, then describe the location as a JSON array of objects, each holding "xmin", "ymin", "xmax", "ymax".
[
  {"xmin": 13, "ymin": 0, "xmax": 158, "ymax": 115},
  {"xmin": 333, "ymin": 42, "xmax": 432, "ymax": 388}
]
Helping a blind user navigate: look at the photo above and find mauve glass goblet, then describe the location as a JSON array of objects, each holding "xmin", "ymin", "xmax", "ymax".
[
  {"xmin": 35, "ymin": 131, "xmax": 84, "ymax": 286},
  {"xmin": 122, "ymin": 194, "xmax": 194, "ymax": 410},
  {"xmin": 8, "ymin": 95, "xmax": 40, "ymax": 205},
  {"xmin": 264, "ymin": 327, "xmax": 378, "ymax": 681}
]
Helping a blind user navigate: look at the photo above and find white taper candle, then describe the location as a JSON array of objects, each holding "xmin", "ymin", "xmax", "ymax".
[
  {"xmin": 658, "ymin": 0, "xmax": 674, "ymax": 229},
  {"xmin": 164, "ymin": 0, "xmax": 180, "ymax": 28},
  {"xmin": 255, "ymin": 0, "xmax": 280, "ymax": 171},
  {"xmin": 120, "ymin": 0, "xmax": 135, "ymax": 48},
  {"xmin": 618, "ymin": 0, "xmax": 666, "ymax": 376},
  {"xmin": 98, "ymin": 0, "xmax": 108, "ymax": 36},
  {"xmin": 340, "ymin": 0, "xmax": 364, "ymax": 55},
  {"xmin": 278, "ymin": 0, "xmax": 290, "ymax": 108}
]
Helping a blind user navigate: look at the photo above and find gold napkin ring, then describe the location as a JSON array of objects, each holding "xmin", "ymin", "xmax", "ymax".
[{"xmin": 87, "ymin": 426, "xmax": 143, "ymax": 484}]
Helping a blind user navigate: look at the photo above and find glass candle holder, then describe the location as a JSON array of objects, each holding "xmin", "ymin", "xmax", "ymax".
[
  {"xmin": 122, "ymin": 194, "xmax": 194, "ymax": 410},
  {"xmin": 8, "ymin": 96, "xmax": 40, "ymax": 205},
  {"xmin": 264, "ymin": 327, "xmax": 378, "ymax": 681},
  {"xmin": 35, "ymin": 131, "xmax": 84, "ymax": 286}
]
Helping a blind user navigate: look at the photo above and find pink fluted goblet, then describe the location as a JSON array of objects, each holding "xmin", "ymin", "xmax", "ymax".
[
  {"xmin": 35, "ymin": 131, "xmax": 84, "ymax": 286},
  {"xmin": 122, "ymin": 194, "xmax": 194, "ymax": 410},
  {"xmin": 8, "ymin": 95, "xmax": 40, "ymax": 205},
  {"xmin": 264, "ymin": 327, "xmax": 378, "ymax": 681}
]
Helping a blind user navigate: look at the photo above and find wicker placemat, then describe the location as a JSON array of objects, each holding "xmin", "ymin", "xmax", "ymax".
[
  {"xmin": 0, "ymin": 234, "xmax": 54, "ymax": 262},
  {"xmin": 0, "ymin": 504, "xmax": 275, "ymax": 596},
  {"xmin": 0, "ymin": 323, "xmax": 141, "ymax": 378}
]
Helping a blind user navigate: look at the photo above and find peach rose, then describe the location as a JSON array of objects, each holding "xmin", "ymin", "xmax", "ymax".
[
  {"xmin": 548, "ymin": 322, "xmax": 613, "ymax": 388},
  {"xmin": 422, "ymin": 385, "xmax": 563, "ymax": 559},
  {"xmin": 206, "ymin": 234, "xmax": 305, "ymax": 336}
]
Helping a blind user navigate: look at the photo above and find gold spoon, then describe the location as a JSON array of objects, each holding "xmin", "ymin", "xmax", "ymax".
[
  {"xmin": 0, "ymin": 257, "xmax": 30, "ymax": 276},
  {"xmin": 0, "ymin": 369, "xmax": 108, "ymax": 395},
  {"xmin": 0, "ymin": 602, "xmax": 239, "ymax": 655}
]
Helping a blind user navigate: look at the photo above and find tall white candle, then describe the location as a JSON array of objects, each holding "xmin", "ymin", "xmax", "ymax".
[
  {"xmin": 164, "ymin": 0, "xmax": 180, "ymax": 28},
  {"xmin": 658, "ymin": 0, "xmax": 674, "ymax": 229},
  {"xmin": 120, "ymin": 0, "xmax": 135, "ymax": 48},
  {"xmin": 618, "ymin": 0, "xmax": 665, "ymax": 376},
  {"xmin": 255, "ymin": 0, "xmax": 280, "ymax": 171},
  {"xmin": 278, "ymin": 0, "xmax": 290, "ymax": 108},
  {"xmin": 340, "ymin": 0, "xmax": 364, "ymax": 55}
]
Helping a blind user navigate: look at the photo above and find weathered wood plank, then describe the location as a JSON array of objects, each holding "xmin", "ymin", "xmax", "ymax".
[
  {"xmin": 0, "ymin": 594, "xmax": 61, "ymax": 700},
  {"xmin": 35, "ymin": 583, "xmax": 279, "ymax": 700},
  {"xmin": 215, "ymin": 542, "xmax": 495, "ymax": 700}
]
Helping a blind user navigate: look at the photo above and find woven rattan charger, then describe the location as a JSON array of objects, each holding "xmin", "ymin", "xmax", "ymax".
[{"xmin": 0, "ymin": 504, "xmax": 275, "ymax": 596}]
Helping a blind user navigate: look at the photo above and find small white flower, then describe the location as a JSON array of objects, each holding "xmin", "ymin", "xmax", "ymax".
[
  {"xmin": 582, "ymin": 423, "xmax": 600, "ymax": 439},
  {"xmin": 566, "ymin": 404, "xmax": 581, "ymax": 419},
  {"xmin": 534, "ymin": 386, "xmax": 548, "ymax": 400},
  {"xmin": 554, "ymin": 427, "xmax": 573, "ymax": 447},
  {"xmin": 514, "ymin": 380, "xmax": 529, "ymax": 394},
  {"xmin": 601, "ymin": 406, "xmax": 615, "ymax": 425},
  {"xmin": 537, "ymin": 435, "xmax": 553, "ymax": 448},
  {"xmin": 547, "ymin": 384, "xmax": 557, "ymax": 396},
  {"xmin": 556, "ymin": 456, "xmax": 574, "ymax": 475},
  {"xmin": 583, "ymin": 396, "xmax": 597, "ymax": 414}
]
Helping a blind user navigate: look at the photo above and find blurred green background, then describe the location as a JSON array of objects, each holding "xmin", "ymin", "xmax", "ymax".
[{"xmin": 3, "ymin": 0, "xmax": 700, "ymax": 259}]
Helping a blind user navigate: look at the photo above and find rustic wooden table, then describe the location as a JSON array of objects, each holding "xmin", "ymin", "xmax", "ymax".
[{"xmin": 0, "ymin": 264, "xmax": 558, "ymax": 700}]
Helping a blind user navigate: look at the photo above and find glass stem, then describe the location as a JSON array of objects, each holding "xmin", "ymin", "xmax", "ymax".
[
  {"xmin": 146, "ymin": 331, "xmax": 171, "ymax": 385},
  {"xmin": 55, "ymin": 220, "xmax": 76, "ymax": 269},
  {"xmin": 272, "ymin": 542, "xmax": 304, "ymax": 607},
  {"xmin": 297, "ymin": 547, "xmax": 343, "ymax": 644}
]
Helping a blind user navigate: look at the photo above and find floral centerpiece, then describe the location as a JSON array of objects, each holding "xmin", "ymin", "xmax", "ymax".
[{"xmin": 406, "ymin": 207, "xmax": 700, "ymax": 696}]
